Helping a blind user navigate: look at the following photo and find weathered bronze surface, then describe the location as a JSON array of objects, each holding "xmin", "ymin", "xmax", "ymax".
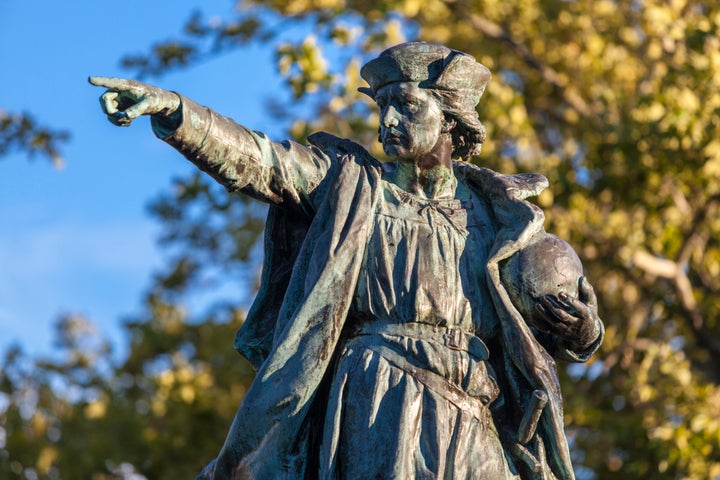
[{"xmin": 91, "ymin": 42, "xmax": 603, "ymax": 480}]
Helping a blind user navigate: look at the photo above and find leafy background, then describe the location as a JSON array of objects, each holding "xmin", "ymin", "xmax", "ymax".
[{"xmin": 2, "ymin": 0, "xmax": 720, "ymax": 478}]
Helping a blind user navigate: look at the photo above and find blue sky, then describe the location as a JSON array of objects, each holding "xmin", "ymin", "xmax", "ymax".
[{"xmin": 0, "ymin": 1, "xmax": 286, "ymax": 357}]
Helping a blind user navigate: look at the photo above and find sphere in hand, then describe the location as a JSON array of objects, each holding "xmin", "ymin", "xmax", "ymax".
[{"xmin": 500, "ymin": 233, "xmax": 584, "ymax": 327}]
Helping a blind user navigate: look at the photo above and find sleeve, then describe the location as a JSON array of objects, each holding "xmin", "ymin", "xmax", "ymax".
[{"xmin": 151, "ymin": 95, "xmax": 332, "ymax": 216}]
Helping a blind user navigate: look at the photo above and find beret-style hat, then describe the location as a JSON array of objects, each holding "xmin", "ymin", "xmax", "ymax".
[{"xmin": 359, "ymin": 42, "xmax": 491, "ymax": 113}]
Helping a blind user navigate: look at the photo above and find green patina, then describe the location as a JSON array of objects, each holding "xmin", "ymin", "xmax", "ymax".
[{"xmin": 90, "ymin": 42, "xmax": 603, "ymax": 480}]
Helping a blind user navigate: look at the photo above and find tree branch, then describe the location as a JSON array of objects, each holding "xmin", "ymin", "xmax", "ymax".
[
  {"xmin": 677, "ymin": 193, "xmax": 720, "ymax": 266},
  {"xmin": 445, "ymin": 2, "xmax": 593, "ymax": 118}
]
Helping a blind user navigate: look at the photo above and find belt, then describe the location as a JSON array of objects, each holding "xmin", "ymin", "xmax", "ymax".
[{"xmin": 355, "ymin": 322, "xmax": 490, "ymax": 360}]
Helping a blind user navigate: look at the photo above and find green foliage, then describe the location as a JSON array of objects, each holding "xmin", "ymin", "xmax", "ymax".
[
  {"xmin": 0, "ymin": 174, "xmax": 264, "ymax": 479},
  {"xmin": 0, "ymin": 310, "xmax": 255, "ymax": 479},
  {"xmin": 0, "ymin": 110, "xmax": 69, "ymax": 167},
  {"xmin": 3, "ymin": 0, "xmax": 720, "ymax": 478}
]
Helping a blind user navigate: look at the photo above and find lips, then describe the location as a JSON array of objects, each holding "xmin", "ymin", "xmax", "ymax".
[{"xmin": 382, "ymin": 130, "xmax": 406, "ymax": 145}]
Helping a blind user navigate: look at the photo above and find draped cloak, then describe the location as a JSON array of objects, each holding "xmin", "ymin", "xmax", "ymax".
[{"xmin": 154, "ymin": 97, "xmax": 603, "ymax": 480}]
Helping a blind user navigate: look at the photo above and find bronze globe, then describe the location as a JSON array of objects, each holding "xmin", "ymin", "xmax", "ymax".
[{"xmin": 501, "ymin": 233, "xmax": 584, "ymax": 327}]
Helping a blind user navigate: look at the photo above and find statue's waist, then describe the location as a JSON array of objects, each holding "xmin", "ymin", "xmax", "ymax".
[
  {"xmin": 353, "ymin": 321, "xmax": 489, "ymax": 360},
  {"xmin": 346, "ymin": 322, "xmax": 501, "ymax": 407}
]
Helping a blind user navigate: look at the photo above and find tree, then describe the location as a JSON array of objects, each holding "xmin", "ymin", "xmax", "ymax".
[
  {"xmin": 2, "ymin": 0, "xmax": 720, "ymax": 478},
  {"xmin": 0, "ymin": 171, "xmax": 265, "ymax": 479},
  {"xmin": 0, "ymin": 110, "xmax": 69, "ymax": 167}
]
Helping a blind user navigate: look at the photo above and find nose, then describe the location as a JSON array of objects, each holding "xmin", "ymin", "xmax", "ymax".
[{"xmin": 381, "ymin": 105, "xmax": 400, "ymax": 128}]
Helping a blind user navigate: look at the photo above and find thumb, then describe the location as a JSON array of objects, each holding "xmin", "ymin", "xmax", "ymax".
[
  {"xmin": 123, "ymin": 98, "xmax": 151, "ymax": 119},
  {"xmin": 578, "ymin": 276, "xmax": 597, "ymax": 307}
]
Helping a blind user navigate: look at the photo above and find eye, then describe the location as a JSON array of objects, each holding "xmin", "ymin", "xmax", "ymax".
[{"xmin": 403, "ymin": 99, "xmax": 422, "ymax": 113}]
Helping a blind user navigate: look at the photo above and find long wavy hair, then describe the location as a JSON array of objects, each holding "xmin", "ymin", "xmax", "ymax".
[{"xmin": 430, "ymin": 89, "xmax": 486, "ymax": 160}]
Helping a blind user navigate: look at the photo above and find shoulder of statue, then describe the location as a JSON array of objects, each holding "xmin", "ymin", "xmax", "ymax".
[
  {"xmin": 307, "ymin": 132, "xmax": 384, "ymax": 170},
  {"xmin": 455, "ymin": 161, "xmax": 548, "ymax": 201}
]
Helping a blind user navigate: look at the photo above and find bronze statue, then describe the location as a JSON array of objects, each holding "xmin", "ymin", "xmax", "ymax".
[{"xmin": 91, "ymin": 42, "xmax": 603, "ymax": 480}]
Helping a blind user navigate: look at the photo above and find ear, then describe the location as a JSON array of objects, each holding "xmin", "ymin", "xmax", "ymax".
[{"xmin": 441, "ymin": 116, "xmax": 457, "ymax": 133}]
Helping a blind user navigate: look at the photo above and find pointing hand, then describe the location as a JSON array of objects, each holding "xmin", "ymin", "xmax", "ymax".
[{"xmin": 88, "ymin": 76, "xmax": 180, "ymax": 127}]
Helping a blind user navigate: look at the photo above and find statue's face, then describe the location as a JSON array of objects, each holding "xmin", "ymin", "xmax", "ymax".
[{"xmin": 376, "ymin": 82, "xmax": 444, "ymax": 161}]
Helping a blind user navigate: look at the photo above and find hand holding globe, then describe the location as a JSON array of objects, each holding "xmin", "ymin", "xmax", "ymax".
[{"xmin": 502, "ymin": 233, "xmax": 601, "ymax": 348}]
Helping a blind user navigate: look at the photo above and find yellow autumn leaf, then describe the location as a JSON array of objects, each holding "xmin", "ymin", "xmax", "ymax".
[
  {"xmin": 37, "ymin": 447, "xmax": 58, "ymax": 473},
  {"xmin": 84, "ymin": 399, "xmax": 107, "ymax": 419}
]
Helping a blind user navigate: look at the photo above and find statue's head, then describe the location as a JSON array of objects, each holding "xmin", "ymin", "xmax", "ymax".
[{"xmin": 360, "ymin": 42, "xmax": 491, "ymax": 160}]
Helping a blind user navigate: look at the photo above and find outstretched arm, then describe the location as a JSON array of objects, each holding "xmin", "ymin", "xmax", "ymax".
[{"xmin": 89, "ymin": 76, "xmax": 331, "ymax": 214}]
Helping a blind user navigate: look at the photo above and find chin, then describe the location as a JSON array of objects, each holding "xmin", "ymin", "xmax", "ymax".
[{"xmin": 382, "ymin": 144, "xmax": 402, "ymax": 158}]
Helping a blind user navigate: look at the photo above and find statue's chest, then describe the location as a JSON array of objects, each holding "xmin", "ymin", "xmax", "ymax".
[{"xmin": 354, "ymin": 180, "xmax": 497, "ymax": 331}]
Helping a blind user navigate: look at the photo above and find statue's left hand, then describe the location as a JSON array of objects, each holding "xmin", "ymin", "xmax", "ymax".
[
  {"xmin": 88, "ymin": 76, "xmax": 180, "ymax": 127},
  {"xmin": 534, "ymin": 277, "xmax": 601, "ymax": 348}
]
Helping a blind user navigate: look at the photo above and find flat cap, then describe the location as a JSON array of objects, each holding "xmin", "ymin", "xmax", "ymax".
[{"xmin": 359, "ymin": 42, "xmax": 491, "ymax": 111}]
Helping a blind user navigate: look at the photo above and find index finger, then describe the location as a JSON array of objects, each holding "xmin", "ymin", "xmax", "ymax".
[
  {"xmin": 556, "ymin": 292, "xmax": 590, "ymax": 318},
  {"xmin": 88, "ymin": 76, "xmax": 137, "ymax": 90}
]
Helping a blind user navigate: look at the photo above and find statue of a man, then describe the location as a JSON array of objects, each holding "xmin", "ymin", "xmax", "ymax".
[{"xmin": 91, "ymin": 42, "xmax": 603, "ymax": 480}]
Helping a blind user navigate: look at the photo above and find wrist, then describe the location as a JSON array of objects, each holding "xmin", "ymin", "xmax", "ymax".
[
  {"xmin": 158, "ymin": 91, "xmax": 182, "ymax": 117},
  {"xmin": 575, "ymin": 317, "xmax": 602, "ymax": 350},
  {"xmin": 151, "ymin": 96, "xmax": 183, "ymax": 139}
]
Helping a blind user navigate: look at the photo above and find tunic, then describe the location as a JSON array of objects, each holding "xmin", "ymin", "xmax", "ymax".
[{"xmin": 319, "ymin": 177, "xmax": 519, "ymax": 479}]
